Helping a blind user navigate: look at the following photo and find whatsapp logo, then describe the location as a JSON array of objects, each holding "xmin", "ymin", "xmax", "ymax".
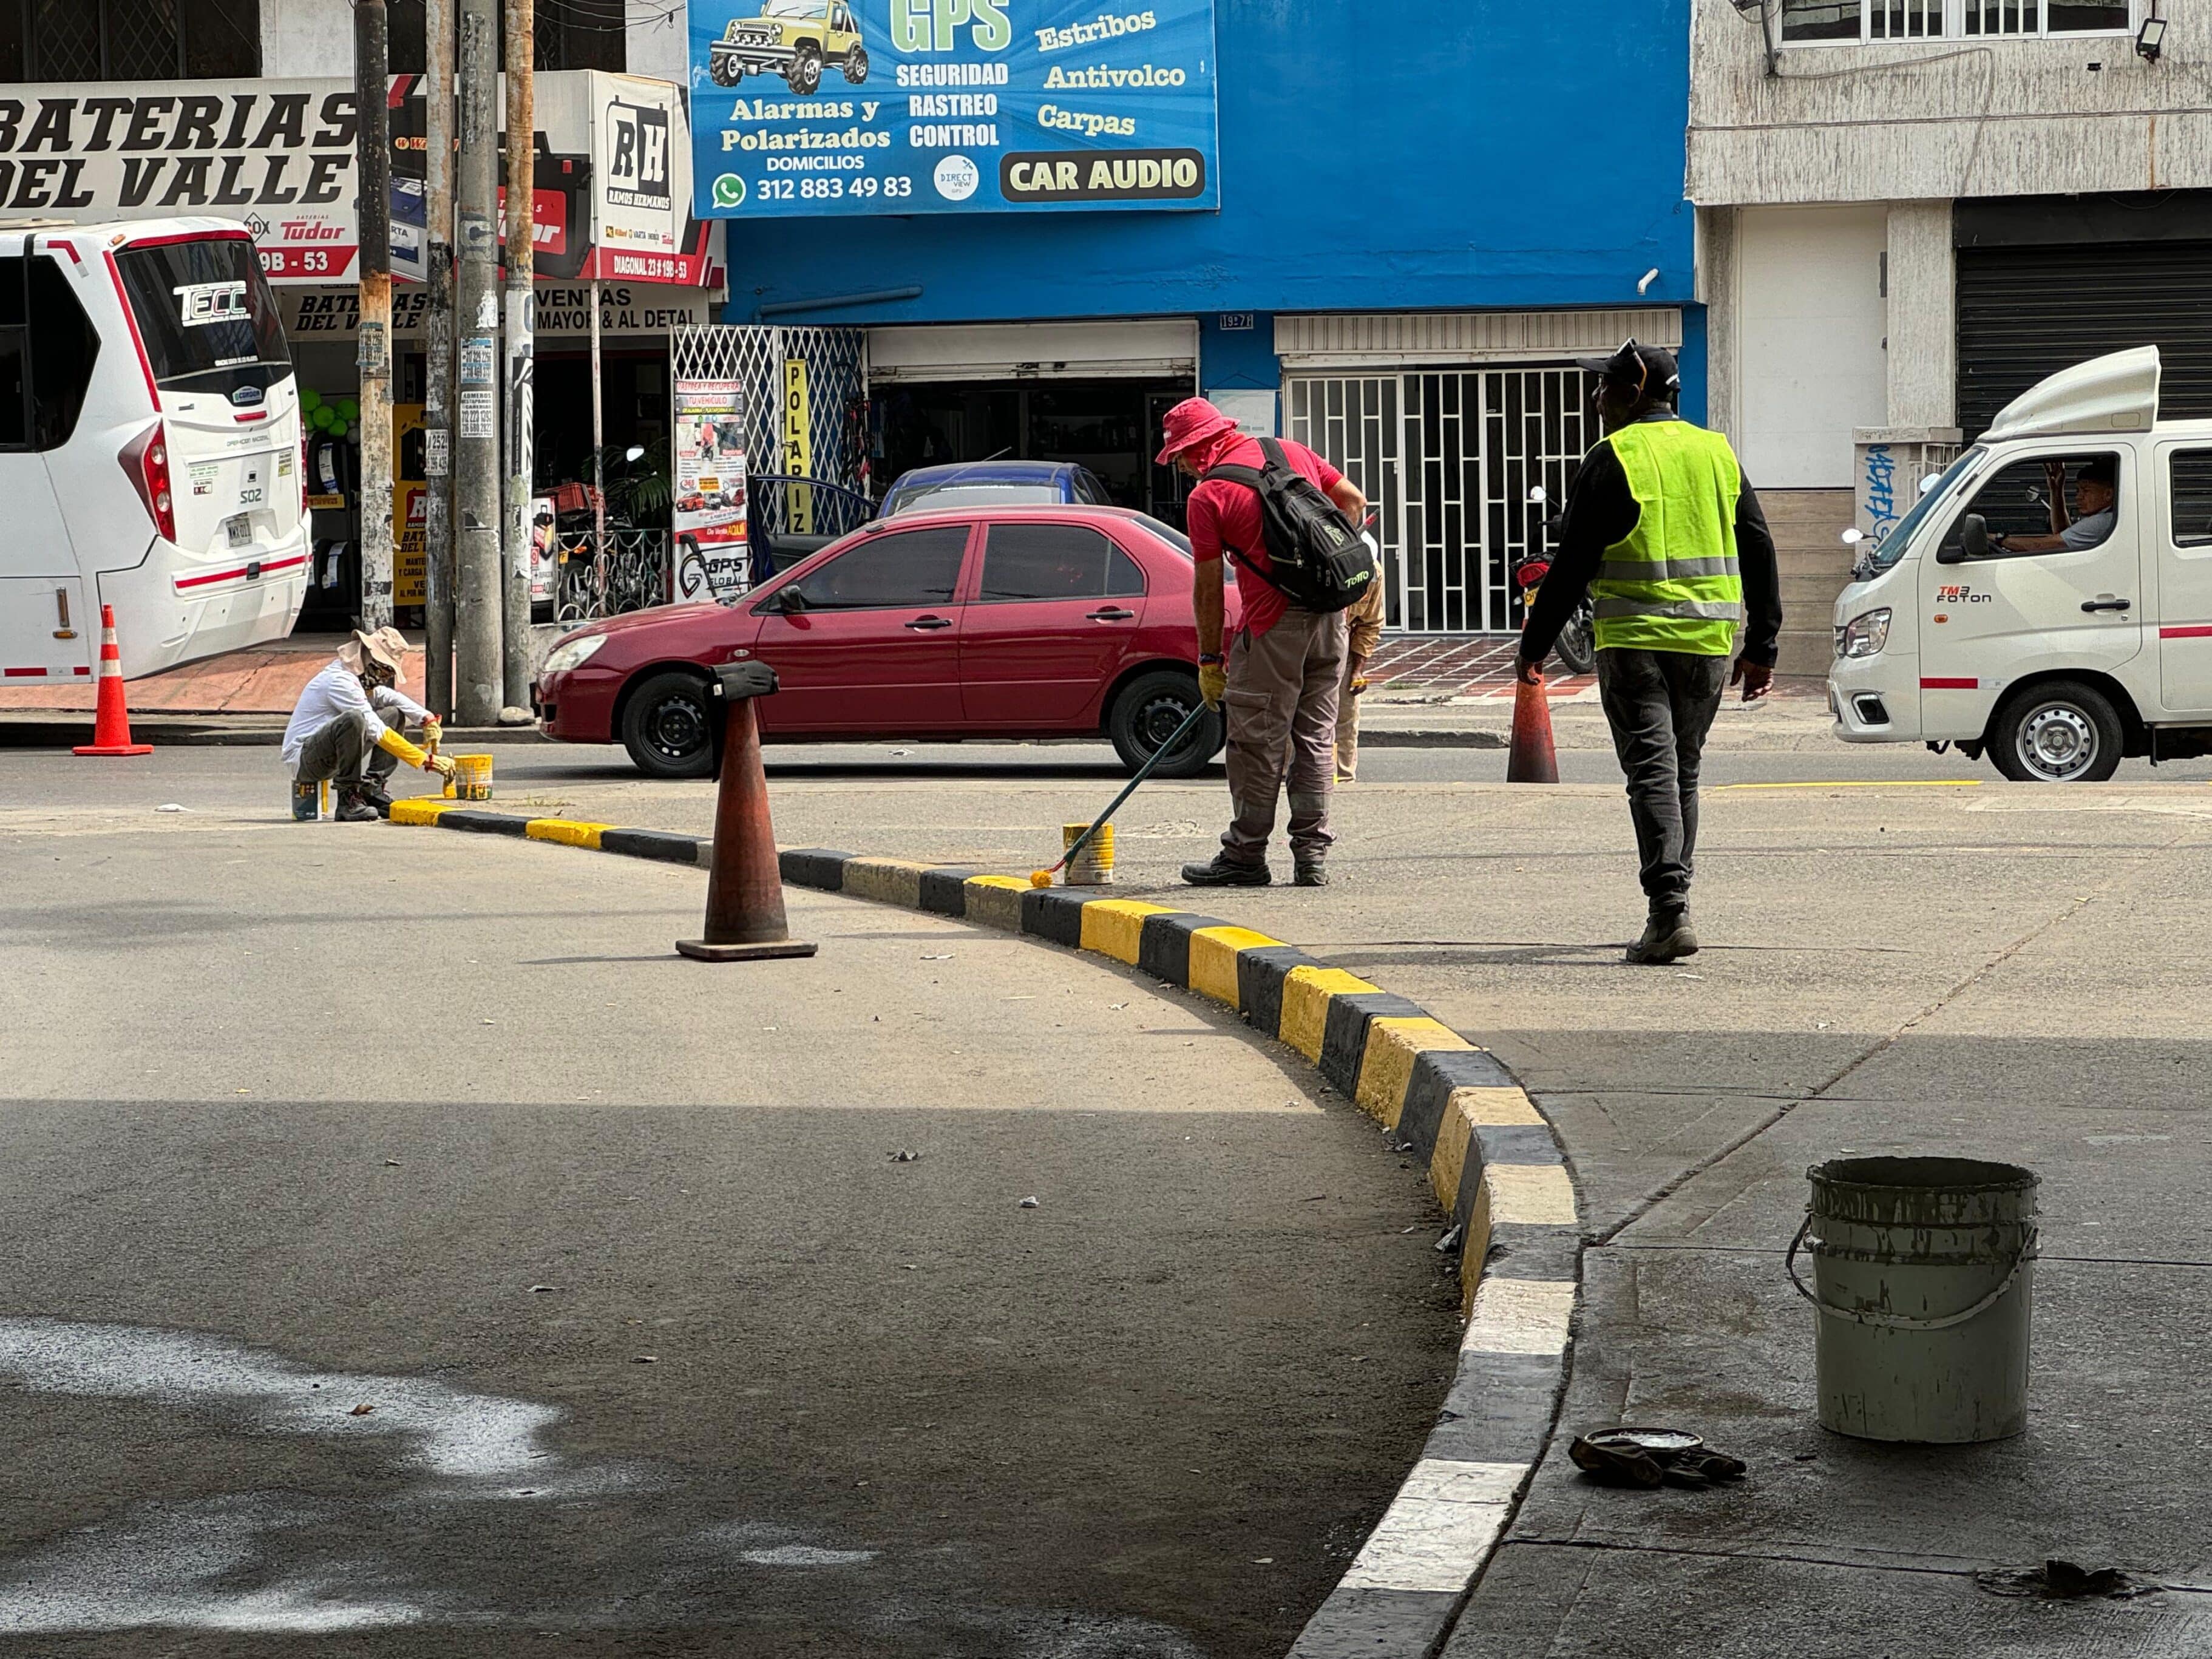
[{"xmin": 711, "ymin": 173, "xmax": 747, "ymax": 208}]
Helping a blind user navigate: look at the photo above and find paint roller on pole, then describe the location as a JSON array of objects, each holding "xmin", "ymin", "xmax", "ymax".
[{"xmin": 1031, "ymin": 701, "xmax": 1209, "ymax": 888}]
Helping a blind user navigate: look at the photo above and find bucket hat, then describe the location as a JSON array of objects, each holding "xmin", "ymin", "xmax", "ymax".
[
  {"xmin": 1154, "ymin": 396, "xmax": 1241, "ymax": 466},
  {"xmin": 339, "ymin": 626, "xmax": 409, "ymax": 676}
]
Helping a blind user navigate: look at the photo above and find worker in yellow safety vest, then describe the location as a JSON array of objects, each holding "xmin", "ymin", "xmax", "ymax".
[{"xmin": 1516, "ymin": 341, "xmax": 1782, "ymax": 965}]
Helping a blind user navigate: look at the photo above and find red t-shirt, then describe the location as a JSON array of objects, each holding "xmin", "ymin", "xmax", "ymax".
[{"xmin": 1186, "ymin": 435, "xmax": 1346, "ymax": 640}]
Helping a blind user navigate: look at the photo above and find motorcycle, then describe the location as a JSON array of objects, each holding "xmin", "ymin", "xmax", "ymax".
[{"xmin": 1514, "ymin": 484, "xmax": 1595, "ymax": 676}]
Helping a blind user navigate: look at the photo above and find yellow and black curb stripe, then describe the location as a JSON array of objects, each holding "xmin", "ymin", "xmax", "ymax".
[{"xmin": 388, "ymin": 798, "xmax": 1579, "ymax": 1658}]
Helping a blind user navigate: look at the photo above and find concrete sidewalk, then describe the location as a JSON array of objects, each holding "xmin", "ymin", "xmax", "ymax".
[{"xmin": 473, "ymin": 761, "xmax": 2212, "ymax": 1654}]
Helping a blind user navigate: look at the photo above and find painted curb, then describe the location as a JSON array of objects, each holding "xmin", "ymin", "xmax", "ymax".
[{"xmin": 386, "ymin": 804, "xmax": 1579, "ymax": 1657}]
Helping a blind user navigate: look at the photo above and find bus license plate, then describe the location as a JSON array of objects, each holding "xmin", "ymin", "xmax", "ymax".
[{"xmin": 226, "ymin": 515, "xmax": 252, "ymax": 549}]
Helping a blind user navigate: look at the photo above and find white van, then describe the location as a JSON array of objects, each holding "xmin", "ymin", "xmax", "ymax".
[
  {"xmin": 0, "ymin": 217, "xmax": 305, "ymax": 686},
  {"xmin": 1827, "ymin": 345, "xmax": 2212, "ymax": 782}
]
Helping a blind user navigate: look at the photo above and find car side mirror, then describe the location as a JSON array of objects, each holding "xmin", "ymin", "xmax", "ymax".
[{"xmin": 763, "ymin": 586, "xmax": 805, "ymax": 614}]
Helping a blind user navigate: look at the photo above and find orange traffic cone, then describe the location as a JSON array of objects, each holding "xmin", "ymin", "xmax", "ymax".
[
  {"xmin": 1505, "ymin": 670, "xmax": 1558, "ymax": 784},
  {"xmin": 677, "ymin": 662, "xmax": 815, "ymax": 962},
  {"xmin": 72, "ymin": 605, "xmax": 152, "ymax": 757}
]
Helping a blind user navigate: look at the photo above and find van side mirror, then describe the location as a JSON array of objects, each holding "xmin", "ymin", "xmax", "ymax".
[{"xmin": 1938, "ymin": 513, "xmax": 1989, "ymax": 565}]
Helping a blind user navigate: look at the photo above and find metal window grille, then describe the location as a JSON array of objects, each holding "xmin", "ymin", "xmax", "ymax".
[
  {"xmin": 1961, "ymin": 0, "xmax": 2037, "ymax": 34},
  {"xmin": 670, "ymin": 323, "xmax": 870, "ymax": 498},
  {"xmin": 1872, "ymin": 0, "xmax": 1943, "ymax": 38},
  {"xmin": 1288, "ymin": 366, "xmax": 1592, "ymax": 636},
  {"xmin": 24, "ymin": 0, "xmax": 191, "ymax": 78}
]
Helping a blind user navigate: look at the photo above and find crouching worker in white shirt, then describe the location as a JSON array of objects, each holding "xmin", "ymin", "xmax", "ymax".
[{"xmin": 283, "ymin": 627, "xmax": 458, "ymax": 821}]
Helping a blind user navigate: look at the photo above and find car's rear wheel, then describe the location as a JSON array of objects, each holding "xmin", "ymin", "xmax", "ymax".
[
  {"xmin": 1108, "ymin": 670, "xmax": 1222, "ymax": 779},
  {"xmin": 622, "ymin": 670, "xmax": 717, "ymax": 780},
  {"xmin": 1989, "ymin": 679, "xmax": 2123, "ymax": 784},
  {"xmin": 844, "ymin": 45, "xmax": 868, "ymax": 81}
]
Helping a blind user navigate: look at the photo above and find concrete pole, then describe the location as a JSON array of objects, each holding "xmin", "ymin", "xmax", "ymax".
[
  {"xmin": 453, "ymin": 0, "xmax": 503, "ymax": 726},
  {"xmin": 422, "ymin": 0, "xmax": 456, "ymax": 718},
  {"xmin": 353, "ymin": 0, "xmax": 395, "ymax": 632},
  {"xmin": 500, "ymin": 0, "xmax": 535, "ymax": 715}
]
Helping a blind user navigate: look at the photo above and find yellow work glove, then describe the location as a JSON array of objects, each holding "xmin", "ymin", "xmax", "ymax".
[
  {"xmin": 375, "ymin": 725, "xmax": 429, "ymax": 770},
  {"xmin": 1198, "ymin": 662, "xmax": 1227, "ymax": 708},
  {"xmin": 427, "ymin": 753, "xmax": 460, "ymax": 782},
  {"xmin": 421, "ymin": 716, "xmax": 442, "ymax": 758}
]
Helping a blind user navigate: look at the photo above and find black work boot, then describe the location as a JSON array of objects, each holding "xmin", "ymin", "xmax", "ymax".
[
  {"xmin": 354, "ymin": 775, "xmax": 396, "ymax": 816},
  {"xmin": 1624, "ymin": 908, "xmax": 1698, "ymax": 965},
  {"xmin": 332, "ymin": 779, "xmax": 382, "ymax": 824},
  {"xmin": 1181, "ymin": 852, "xmax": 1271, "ymax": 887},
  {"xmin": 1293, "ymin": 858, "xmax": 1329, "ymax": 887}
]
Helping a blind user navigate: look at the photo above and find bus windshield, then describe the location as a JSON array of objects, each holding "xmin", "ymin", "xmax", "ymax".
[{"xmin": 113, "ymin": 237, "xmax": 293, "ymax": 400}]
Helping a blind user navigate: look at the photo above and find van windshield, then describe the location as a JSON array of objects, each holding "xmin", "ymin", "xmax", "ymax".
[
  {"xmin": 113, "ymin": 237, "xmax": 293, "ymax": 400},
  {"xmin": 1861, "ymin": 446, "xmax": 1984, "ymax": 577}
]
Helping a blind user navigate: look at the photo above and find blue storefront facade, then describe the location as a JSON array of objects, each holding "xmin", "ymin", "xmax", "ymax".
[{"xmin": 699, "ymin": 0, "xmax": 1695, "ymax": 634}]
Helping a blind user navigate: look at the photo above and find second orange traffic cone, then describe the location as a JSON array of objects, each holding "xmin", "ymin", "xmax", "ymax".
[
  {"xmin": 73, "ymin": 605, "xmax": 152, "ymax": 758},
  {"xmin": 1505, "ymin": 670, "xmax": 1558, "ymax": 784}
]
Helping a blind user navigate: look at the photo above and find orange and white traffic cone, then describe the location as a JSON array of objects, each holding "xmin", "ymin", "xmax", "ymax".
[
  {"xmin": 72, "ymin": 605, "xmax": 152, "ymax": 758},
  {"xmin": 1505, "ymin": 670, "xmax": 1559, "ymax": 784}
]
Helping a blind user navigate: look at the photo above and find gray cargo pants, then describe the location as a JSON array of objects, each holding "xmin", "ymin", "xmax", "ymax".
[
  {"xmin": 294, "ymin": 711, "xmax": 401, "ymax": 785},
  {"xmin": 1595, "ymin": 647, "xmax": 1729, "ymax": 914},
  {"xmin": 1221, "ymin": 608, "xmax": 1347, "ymax": 866}
]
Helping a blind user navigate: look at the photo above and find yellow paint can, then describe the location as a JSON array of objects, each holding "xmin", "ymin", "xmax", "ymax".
[
  {"xmin": 444, "ymin": 753, "xmax": 495, "ymax": 801},
  {"xmin": 1062, "ymin": 821, "xmax": 1114, "ymax": 886}
]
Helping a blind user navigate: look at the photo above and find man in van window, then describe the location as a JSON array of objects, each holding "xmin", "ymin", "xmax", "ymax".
[
  {"xmin": 1516, "ymin": 341, "xmax": 1782, "ymax": 965},
  {"xmin": 1991, "ymin": 456, "xmax": 2117, "ymax": 554},
  {"xmin": 1158, "ymin": 396, "xmax": 1369, "ymax": 888},
  {"xmin": 282, "ymin": 628, "xmax": 458, "ymax": 821}
]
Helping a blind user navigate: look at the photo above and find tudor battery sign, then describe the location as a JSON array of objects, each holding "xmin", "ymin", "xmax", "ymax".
[{"xmin": 690, "ymin": 1, "xmax": 1218, "ymax": 217}]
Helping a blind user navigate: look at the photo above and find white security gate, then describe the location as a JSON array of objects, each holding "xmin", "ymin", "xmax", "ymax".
[{"xmin": 1288, "ymin": 366, "xmax": 1594, "ymax": 634}]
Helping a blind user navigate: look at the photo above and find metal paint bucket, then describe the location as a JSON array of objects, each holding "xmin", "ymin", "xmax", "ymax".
[
  {"xmin": 1062, "ymin": 821, "xmax": 1114, "ymax": 886},
  {"xmin": 1790, "ymin": 1156, "xmax": 2038, "ymax": 1444},
  {"xmin": 444, "ymin": 753, "xmax": 494, "ymax": 802}
]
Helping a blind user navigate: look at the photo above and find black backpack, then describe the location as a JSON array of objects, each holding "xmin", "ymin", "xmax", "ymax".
[{"xmin": 1201, "ymin": 438, "xmax": 1378, "ymax": 613}]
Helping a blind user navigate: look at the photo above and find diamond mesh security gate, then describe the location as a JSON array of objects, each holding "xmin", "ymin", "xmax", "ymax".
[
  {"xmin": 1287, "ymin": 366, "xmax": 1593, "ymax": 634},
  {"xmin": 670, "ymin": 324, "xmax": 870, "ymax": 496}
]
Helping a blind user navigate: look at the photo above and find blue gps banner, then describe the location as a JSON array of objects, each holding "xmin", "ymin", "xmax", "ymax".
[{"xmin": 689, "ymin": 1, "xmax": 1218, "ymax": 217}]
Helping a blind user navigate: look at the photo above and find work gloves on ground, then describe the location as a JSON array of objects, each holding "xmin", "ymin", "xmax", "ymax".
[{"xmin": 1198, "ymin": 662, "xmax": 1227, "ymax": 709}]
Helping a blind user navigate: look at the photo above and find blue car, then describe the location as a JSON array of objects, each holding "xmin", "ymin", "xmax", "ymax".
[{"xmin": 878, "ymin": 460, "xmax": 1115, "ymax": 517}]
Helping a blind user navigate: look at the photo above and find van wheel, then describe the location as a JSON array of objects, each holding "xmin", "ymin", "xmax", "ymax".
[
  {"xmin": 1989, "ymin": 680, "xmax": 2123, "ymax": 784},
  {"xmin": 1108, "ymin": 670, "xmax": 1221, "ymax": 779},
  {"xmin": 622, "ymin": 670, "xmax": 717, "ymax": 780}
]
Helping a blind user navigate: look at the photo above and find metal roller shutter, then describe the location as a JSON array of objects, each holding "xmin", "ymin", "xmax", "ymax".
[{"xmin": 1957, "ymin": 240, "xmax": 2212, "ymax": 438}]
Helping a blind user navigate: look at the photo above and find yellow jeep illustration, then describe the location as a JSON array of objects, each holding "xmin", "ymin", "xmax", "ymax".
[{"xmin": 709, "ymin": 0, "xmax": 868, "ymax": 95}]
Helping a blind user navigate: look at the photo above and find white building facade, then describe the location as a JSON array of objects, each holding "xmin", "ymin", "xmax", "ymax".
[{"xmin": 1689, "ymin": 0, "xmax": 2205, "ymax": 670}]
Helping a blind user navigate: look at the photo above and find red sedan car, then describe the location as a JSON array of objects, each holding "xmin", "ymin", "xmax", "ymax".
[{"xmin": 535, "ymin": 505, "xmax": 1235, "ymax": 778}]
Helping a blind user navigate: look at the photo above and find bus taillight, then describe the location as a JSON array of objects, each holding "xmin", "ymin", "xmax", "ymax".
[{"xmin": 120, "ymin": 422, "xmax": 177, "ymax": 545}]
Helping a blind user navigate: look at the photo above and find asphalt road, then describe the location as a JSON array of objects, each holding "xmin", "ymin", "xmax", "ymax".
[{"xmin": 0, "ymin": 782, "xmax": 1463, "ymax": 1657}]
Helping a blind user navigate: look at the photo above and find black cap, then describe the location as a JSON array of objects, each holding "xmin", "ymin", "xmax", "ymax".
[{"xmin": 1574, "ymin": 339, "xmax": 1680, "ymax": 399}]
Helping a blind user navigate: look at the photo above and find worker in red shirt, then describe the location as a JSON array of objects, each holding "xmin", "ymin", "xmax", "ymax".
[{"xmin": 1157, "ymin": 397, "xmax": 1369, "ymax": 887}]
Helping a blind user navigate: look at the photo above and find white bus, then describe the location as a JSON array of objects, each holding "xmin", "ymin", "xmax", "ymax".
[{"xmin": 0, "ymin": 217, "xmax": 305, "ymax": 686}]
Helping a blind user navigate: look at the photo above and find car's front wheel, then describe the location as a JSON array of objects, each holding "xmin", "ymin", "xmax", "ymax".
[
  {"xmin": 786, "ymin": 44, "xmax": 823, "ymax": 95},
  {"xmin": 708, "ymin": 56, "xmax": 739, "ymax": 86},
  {"xmin": 621, "ymin": 669, "xmax": 718, "ymax": 780},
  {"xmin": 1989, "ymin": 679, "xmax": 2123, "ymax": 784},
  {"xmin": 1108, "ymin": 670, "xmax": 1222, "ymax": 779}
]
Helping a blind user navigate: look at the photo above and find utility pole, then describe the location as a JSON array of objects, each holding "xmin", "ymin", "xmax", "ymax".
[
  {"xmin": 423, "ymin": 0, "xmax": 456, "ymax": 718},
  {"xmin": 500, "ymin": 0, "xmax": 536, "ymax": 716},
  {"xmin": 354, "ymin": 0, "xmax": 395, "ymax": 631},
  {"xmin": 453, "ymin": 0, "xmax": 503, "ymax": 725}
]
